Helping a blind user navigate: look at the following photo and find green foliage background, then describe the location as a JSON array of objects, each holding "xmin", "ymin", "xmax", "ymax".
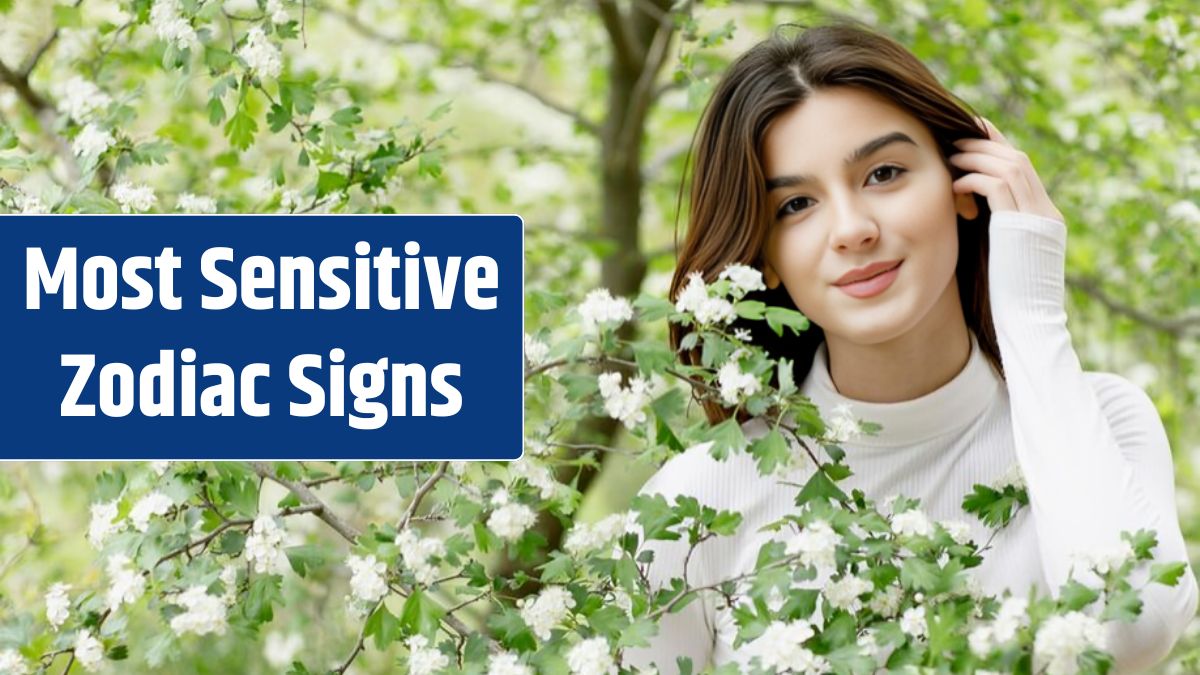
[{"xmin": 1, "ymin": 0, "xmax": 1197, "ymax": 672}]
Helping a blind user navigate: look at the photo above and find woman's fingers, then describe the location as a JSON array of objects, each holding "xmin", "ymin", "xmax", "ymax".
[
  {"xmin": 952, "ymin": 172, "xmax": 1018, "ymax": 213},
  {"xmin": 948, "ymin": 150, "xmax": 1036, "ymax": 211}
]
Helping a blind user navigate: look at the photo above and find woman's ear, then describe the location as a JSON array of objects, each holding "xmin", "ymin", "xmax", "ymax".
[
  {"xmin": 762, "ymin": 261, "xmax": 781, "ymax": 289},
  {"xmin": 955, "ymin": 191, "xmax": 980, "ymax": 221}
]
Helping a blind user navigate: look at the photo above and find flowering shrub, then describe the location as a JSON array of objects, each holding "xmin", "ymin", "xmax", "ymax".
[{"xmin": 0, "ymin": 263, "xmax": 1186, "ymax": 675}]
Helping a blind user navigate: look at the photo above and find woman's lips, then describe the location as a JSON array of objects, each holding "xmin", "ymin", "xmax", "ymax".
[{"xmin": 835, "ymin": 261, "xmax": 902, "ymax": 298}]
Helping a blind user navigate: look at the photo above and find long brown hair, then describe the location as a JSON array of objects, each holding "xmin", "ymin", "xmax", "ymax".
[{"xmin": 670, "ymin": 20, "xmax": 1005, "ymax": 425}]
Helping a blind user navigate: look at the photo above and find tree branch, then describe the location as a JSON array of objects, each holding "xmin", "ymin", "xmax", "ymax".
[
  {"xmin": 1066, "ymin": 273, "xmax": 1200, "ymax": 337},
  {"xmin": 399, "ymin": 462, "xmax": 448, "ymax": 532},
  {"xmin": 317, "ymin": 2, "xmax": 600, "ymax": 135},
  {"xmin": 249, "ymin": 462, "xmax": 361, "ymax": 543},
  {"xmin": 595, "ymin": 0, "xmax": 642, "ymax": 70}
]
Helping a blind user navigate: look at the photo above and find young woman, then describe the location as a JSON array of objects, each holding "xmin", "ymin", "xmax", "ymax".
[{"xmin": 625, "ymin": 21, "xmax": 1197, "ymax": 674}]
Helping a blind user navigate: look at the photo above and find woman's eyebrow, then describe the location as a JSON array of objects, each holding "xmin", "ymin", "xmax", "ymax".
[{"xmin": 765, "ymin": 131, "xmax": 918, "ymax": 191}]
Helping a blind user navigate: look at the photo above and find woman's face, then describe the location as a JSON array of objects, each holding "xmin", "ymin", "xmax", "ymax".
[{"xmin": 759, "ymin": 86, "xmax": 979, "ymax": 345}]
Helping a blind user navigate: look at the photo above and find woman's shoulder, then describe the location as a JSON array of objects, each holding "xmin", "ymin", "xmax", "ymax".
[{"xmin": 635, "ymin": 416, "xmax": 777, "ymax": 505}]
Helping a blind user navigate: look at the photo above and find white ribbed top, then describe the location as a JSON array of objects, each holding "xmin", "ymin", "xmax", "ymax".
[{"xmin": 624, "ymin": 211, "xmax": 1197, "ymax": 674}]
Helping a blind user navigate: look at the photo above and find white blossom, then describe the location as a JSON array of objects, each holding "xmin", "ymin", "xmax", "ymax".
[
  {"xmin": 238, "ymin": 28, "xmax": 283, "ymax": 80},
  {"xmin": 718, "ymin": 263, "xmax": 766, "ymax": 297},
  {"xmin": 1099, "ymin": 0, "xmax": 1149, "ymax": 28},
  {"xmin": 868, "ymin": 583, "xmax": 903, "ymax": 618},
  {"xmin": 824, "ymin": 574, "xmax": 873, "ymax": 613},
  {"xmin": 993, "ymin": 596, "xmax": 1029, "ymax": 642},
  {"xmin": 487, "ymin": 651, "xmax": 533, "ymax": 675},
  {"xmin": 488, "ymin": 502, "xmax": 537, "ymax": 541},
  {"xmin": 245, "ymin": 514, "xmax": 290, "ymax": 575},
  {"xmin": 940, "ymin": 519, "xmax": 973, "ymax": 546},
  {"xmin": 733, "ymin": 327, "xmax": 753, "ymax": 342},
  {"xmin": 0, "ymin": 649, "xmax": 28, "ymax": 675},
  {"xmin": 596, "ymin": 371, "xmax": 651, "ymax": 429},
  {"xmin": 280, "ymin": 189, "xmax": 303, "ymax": 212},
  {"xmin": 891, "ymin": 509, "xmax": 932, "ymax": 538},
  {"xmin": 1070, "ymin": 540, "xmax": 1136, "ymax": 577},
  {"xmin": 674, "ymin": 272, "xmax": 736, "ymax": 325},
  {"xmin": 406, "ymin": 634, "xmax": 449, "ymax": 675},
  {"xmin": 72, "ymin": 124, "xmax": 114, "ymax": 160},
  {"xmin": 266, "ymin": 0, "xmax": 291, "ymax": 24},
  {"xmin": 1167, "ymin": 200, "xmax": 1200, "ymax": 226},
  {"xmin": 1033, "ymin": 611, "xmax": 1108, "ymax": 675},
  {"xmin": 129, "ymin": 491, "xmax": 173, "ymax": 531},
  {"xmin": 263, "ymin": 631, "xmax": 303, "ymax": 668},
  {"xmin": 523, "ymin": 333, "xmax": 550, "ymax": 366},
  {"xmin": 346, "ymin": 553, "xmax": 388, "ymax": 605},
  {"xmin": 900, "ymin": 606, "xmax": 928, "ymax": 639},
  {"xmin": 16, "ymin": 192, "xmax": 51, "ymax": 214},
  {"xmin": 563, "ymin": 511, "xmax": 639, "ymax": 559},
  {"xmin": 777, "ymin": 519, "xmax": 841, "ymax": 572},
  {"xmin": 991, "ymin": 461, "xmax": 1027, "ymax": 491},
  {"xmin": 112, "ymin": 181, "xmax": 158, "ymax": 214},
  {"xmin": 518, "ymin": 585, "xmax": 575, "ymax": 640},
  {"xmin": 745, "ymin": 620, "xmax": 826, "ymax": 673},
  {"xmin": 87, "ymin": 500, "xmax": 123, "ymax": 549},
  {"xmin": 150, "ymin": 0, "xmax": 200, "ymax": 51},
  {"xmin": 823, "ymin": 402, "xmax": 863, "ymax": 444},
  {"xmin": 969, "ymin": 622, "xmax": 996, "ymax": 658},
  {"xmin": 566, "ymin": 637, "xmax": 616, "ymax": 675},
  {"xmin": 150, "ymin": 461, "xmax": 172, "ymax": 476},
  {"xmin": 220, "ymin": 564, "xmax": 239, "ymax": 606},
  {"xmin": 576, "ymin": 288, "xmax": 633, "ymax": 333},
  {"xmin": 73, "ymin": 629, "xmax": 105, "ymax": 670},
  {"xmin": 45, "ymin": 582, "xmax": 72, "ymax": 630},
  {"xmin": 716, "ymin": 358, "xmax": 761, "ymax": 406},
  {"xmin": 509, "ymin": 458, "xmax": 562, "ymax": 501},
  {"xmin": 177, "ymin": 193, "xmax": 218, "ymax": 214},
  {"xmin": 395, "ymin": 528, "xmax": 445, "ymax": 585},
  {"xmin": 169, "ymin": 585, "xmax": 228, "ymax": 636},
  {"xmin": 223, "ymin": 0, "xmax": 259, "ymax": 12},
  {"xmin": 105, "ymin": 553, "xmax": 146, "ymax": 612},
  {"xmin": 54, "ymin": 77, "xmax": 111, "ymax": 122}
]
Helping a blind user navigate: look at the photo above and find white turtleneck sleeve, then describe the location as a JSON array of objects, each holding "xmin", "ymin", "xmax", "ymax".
[{"xmin": 986, "ymin": 209, "xmax": 1198, "ymax": 672}]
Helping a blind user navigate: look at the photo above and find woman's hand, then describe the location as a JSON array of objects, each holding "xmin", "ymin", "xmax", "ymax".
[{"xmin": 949, "ymin": 117, "xmax": 1065, "ymax": 224}]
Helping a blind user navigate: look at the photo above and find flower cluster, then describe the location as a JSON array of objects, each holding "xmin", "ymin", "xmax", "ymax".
[
  {"xmin": 597, "ymin": 371, "xmax": 651, "ymax": 429},
  {"xmin": 674, "ymin": 272, "xmax": 736, "ymax": 325},
  {"xmin": 487, "ymin": 489, "xmax": 538, "ymax": 541},
  {"xmin": 346, "ymin": 553, "xmax": 389, "ymax": 611},
  {"xmin": 150, "ymin": 0, "xmax": 200, "ymax": 51},
  {"xmin": 518, "ymin": 585, "xmax": 575, "ymax": 640},
  {"xmin": 44, "ymin": 582, "xmax": 71, "ymax": 630},
  {"xmin": 129, "ymin": 491, "xmax": 173, "ymax": 531},
  {"xmin": 576, "ymin": 288, "xmax": 633, "ymax": 333},
  {"xmin": 168, "ymin": 586, "xmax": 229, "ymax": 636},
  {"xmin": 238, "ymin": 28, "xmax": 283, "ymax": 80},
  {"xmin": 105, "ymin": 553, "xmax": 146, "ymax": 612},
  {"xmin": 395, "ymin": 528, "xmax": 446, "ymax": 585},
  {"xmin": 245, "ymin": 514, "xmax": 290, "ymax": 575}
]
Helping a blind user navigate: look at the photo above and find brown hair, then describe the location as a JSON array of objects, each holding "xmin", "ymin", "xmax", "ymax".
[{"xmin": 669, "ymin": 20, "xmax": 1005, "ymax": 425}]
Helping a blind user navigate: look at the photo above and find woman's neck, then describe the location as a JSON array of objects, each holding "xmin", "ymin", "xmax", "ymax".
[{"xmin": 823, "ymin": 287, "xmax": 972, "ymax": 403}]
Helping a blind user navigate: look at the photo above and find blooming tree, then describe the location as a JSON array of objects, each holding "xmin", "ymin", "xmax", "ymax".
[{"xmin": 1, "ymin": 0, "xmax": 1198, "ymax": 673}]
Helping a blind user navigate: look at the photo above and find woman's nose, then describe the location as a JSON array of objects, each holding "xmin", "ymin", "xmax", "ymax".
[{"xmin": 828, "ymin": 199, "xmax": 880, "ymax": 251}]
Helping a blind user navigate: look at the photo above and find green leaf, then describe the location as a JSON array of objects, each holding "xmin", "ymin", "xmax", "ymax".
[
  {"xmin": 207, "ymin": 97, "xmax": 226, "ymax": 126},
  {"xmin": 243, "ymin": 575, "xmax": 283, "ymax": 625},
  {"xmin": 224, "ymin": 107, "xmax": 258, "ymax": 151},
  {"xmin": 267, "ymin": 104, "xmax": 292, "ymax": 133},
  {"xmin": 1149, "ymin": 561, "xmax": 1187, "ymax": 587},
  {"xmin": 399, "ymin": 588, "xmax": 445, "ymax": 636},
  {"xmin": 617, "ymin": 618, "xmax": 657, "ymax": 649},
  {"xmin": 364, "ymin": 602, "xmax": 401, "ymax": 650},
  {"xmin": 0, "ymin": 124, "xmax": 16, "ymax": 150},
  {"xmin": 331, "ymin": 106, "xmax": 363, "ymax": 126},
  {"xmin": 794, "ymin": 469, "xmax": 848, "ymax": 507},
  {"xmin": 749, "ymin": 428, "xmax": 791, "ymax": 476},
  {"xmin": 427, "ymin": 100, "xmax": 453, "ymax": 121},
  {"xmin": 633, "ymin": 293, "xmax": 675, "ymax": 322},
  {"xmin": 285, "ymin": 545, "xmax": 327, "ymax": 578},
  {"xmin": 705, "ymin": 418, "xmax": 746, "ymax": 461},
  {"xmin": 764, "ymin": 306, "xmax": 809, "ymax": 337},
  {"xmin": 53, "ymin": 4, "xmax": 82, "ymax": 27},
  {"xmin": 709, "ymin": 510, "xmax": 743, "ymax": 536},
  {"xmin": 1100, "ymin": 586, "xmax": 1143, "ymax": 622},
  {"xmin": 1058, "ymin": 580, "xmax": 1100, "ymax": 610},
  {"xmin": 316, "ymin": 171, "xmax": 348, "ymax": 198},
  {"xmin": 279, "ymin": 81, "xmax": 316, "ymax": 115}
]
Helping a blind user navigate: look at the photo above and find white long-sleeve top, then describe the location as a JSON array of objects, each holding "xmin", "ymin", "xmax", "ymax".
[{"xmin": 624, "ymin": 210, "xmax": 1198, "ymax": 673}]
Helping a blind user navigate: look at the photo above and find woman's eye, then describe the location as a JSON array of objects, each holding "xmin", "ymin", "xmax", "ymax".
[
  {"xmin": 778, "ymin": 196, "xmax": 812, "ymax": 217},
  {"xmin": 867, "ymin": 164, "xmax": 906, "ymax": 185}
]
